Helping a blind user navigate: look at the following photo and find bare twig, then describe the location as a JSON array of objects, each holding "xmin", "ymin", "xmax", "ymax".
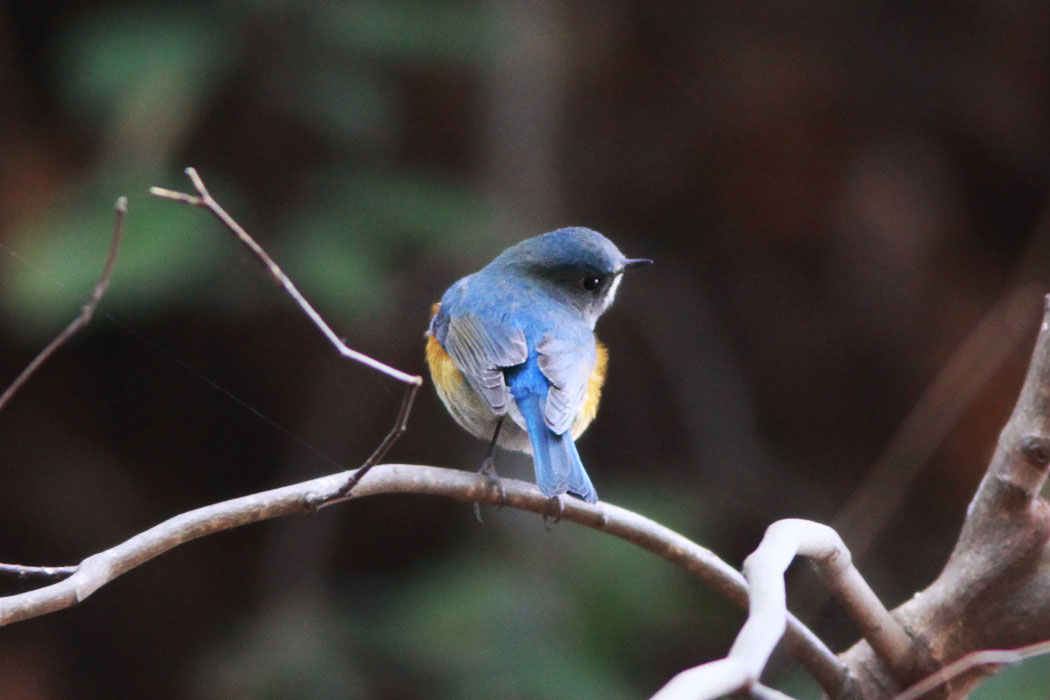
[
  {"xmin": 0, "ymin": 463, "xmax": 851, "ymax": 696},
  {"xmin": 0, "ymin": 563, "xmax": 79, "ymax": 580},
  {"xmin": 650, "ymin": 519, "xmax": 911, "ymax": 700},
  {"xmin": 0, "ymin": 197, "xmax": 126, "ymax": 412},
  {"xmin": 892, "ymin": 638, "xmax": 1050, "ymax": 700},
  {"xmin": 149, "ymin": 168, "xmax": 423, "ymax": 499}
]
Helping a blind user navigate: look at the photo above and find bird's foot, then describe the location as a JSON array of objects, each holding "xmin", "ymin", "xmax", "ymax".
[
  {"xmin": 542, "ymin": 495, "xmax": 564, "ymax": 530},
  {"xmin": 473, "ymin": 457, "xmax": 505, "ymax": 523}
]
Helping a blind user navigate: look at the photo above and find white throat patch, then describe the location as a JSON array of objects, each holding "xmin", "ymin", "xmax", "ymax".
[{"xmin": 601, "ymin": 273, "xmax": 623, "ymax": 313}]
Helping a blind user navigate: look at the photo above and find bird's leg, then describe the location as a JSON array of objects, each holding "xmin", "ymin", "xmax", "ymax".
[
  {"xmin": 480, "ymin": 416, "xmax": 503, "ymax": 478},
  {"xmin": 474, "ymin": 417, "xmax": 506, "ymax": 522}
]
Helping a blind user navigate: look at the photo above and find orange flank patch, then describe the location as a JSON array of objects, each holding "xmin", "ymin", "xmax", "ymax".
[
  {"xmin": 426, "ymin": 333, "xmax": 464, "ymax": 395},
  {"xmin": 573, "ymin": 338, "xmax": 608, "ymax": 438}
]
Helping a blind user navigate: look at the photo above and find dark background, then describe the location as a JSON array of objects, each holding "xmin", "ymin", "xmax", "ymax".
[{"xmin": 1, "ymin": 2, "xmax": 1049, "ymax": 698}]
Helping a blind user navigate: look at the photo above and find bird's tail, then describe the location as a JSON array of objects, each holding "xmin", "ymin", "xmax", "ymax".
[{"xmin": 518, "ymin": 394, "xmax": 598, "ymax": 503}]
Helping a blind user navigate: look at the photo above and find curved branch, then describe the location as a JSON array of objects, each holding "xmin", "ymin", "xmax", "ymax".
[
  {"xmin": 0, "ymin": 464, "xmax": 849, "ymax": 696},
  {"xmin": 650, "ymin": 519, "xmax": 912, "ymax": 700}
]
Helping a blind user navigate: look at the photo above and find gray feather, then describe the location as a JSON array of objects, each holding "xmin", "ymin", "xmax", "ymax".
[
  {"xmin": 537, "ymin": 334, "xmax": 596, "ymax": 434},
  {"xmin": 443, "ymin": 315, "xmax": 528, "ymax": 415}
]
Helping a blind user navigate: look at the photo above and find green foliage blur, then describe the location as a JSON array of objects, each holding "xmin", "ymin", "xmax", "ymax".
[{"xmin": 3, "ymin": 2, "xmax": 494, "ymax": 336}]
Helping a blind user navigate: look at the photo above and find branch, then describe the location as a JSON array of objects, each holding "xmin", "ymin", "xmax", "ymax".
[
  {"xmin": 150, "ymin": 168, "xmax": 423, "ymax": 501},
  {"xmin": 0, "ymin": 563, "xmax": 79, "ymax": 580},
  {"xmin": 650, "ymin": 520, "xmax": 914, "ymax": 700},
  {"xmin": 969, "ymin": 296, "xmax": 1050, "ymax": 504},
  {"xmin": 840, "ymin": 294, "xmax": 1050, "ymax": 697},
  {"xmin": 149, "ymin": 170, "xmax": 418, "ymax": 387},
  {"xmin": 0, "ymin": 196, "xmax": 126, "ymax": 412},
  {"xmin": 5, "ymin": 176, "xmax": 853, "ymax": 695},
  {"xmin": 0, "ymin": 464, "xmax": 850, "ymax": 696},
  {"xmin": 893, "ymin": 638, "xmax": 1050, "ymax": 700}
]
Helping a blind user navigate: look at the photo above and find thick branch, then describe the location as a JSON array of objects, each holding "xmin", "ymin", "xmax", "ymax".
[
  {"xmin": 0, "ymin": 464, "xmax": 850, "ymax": 696},
  {"xmin": 842, "ymin": 295, "xmax": 1050, "ymax": 698},
  {"xmin": 968, "ymin": 295, "xmax": 1050, "ymax": 506}
]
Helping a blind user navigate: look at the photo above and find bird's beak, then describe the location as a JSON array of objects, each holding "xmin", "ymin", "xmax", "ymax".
[{"xmin": 623, "ymin": 258, "xmax": 653, "ymax": 270}]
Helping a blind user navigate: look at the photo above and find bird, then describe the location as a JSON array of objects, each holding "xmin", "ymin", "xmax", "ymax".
[{"xmin": 425, "ymin": 227, "xmax": 650, "ymax": 503}]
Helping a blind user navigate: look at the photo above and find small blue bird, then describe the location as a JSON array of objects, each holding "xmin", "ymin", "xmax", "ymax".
[{"xmin": 425, "ymin": 227, "xmax": 650, "ymax": 503}]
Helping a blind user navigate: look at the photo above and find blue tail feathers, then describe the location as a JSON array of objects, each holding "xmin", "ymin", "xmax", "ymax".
[{"xmin": 516, "ymin": 393, "xmax": 598, "ymax": 504}]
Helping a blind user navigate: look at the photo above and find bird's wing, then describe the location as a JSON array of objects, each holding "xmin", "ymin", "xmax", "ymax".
[
  {"xmin": 442, "ymin": 314, "xmax": 528, "ymax": 416},
  {"xmin": 537, "ymin": 334, "xmax": 597, "ymax": 435}
]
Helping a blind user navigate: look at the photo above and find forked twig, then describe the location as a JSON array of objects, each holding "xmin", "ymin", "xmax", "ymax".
[
  {"xmin": 150, "ymin": 168, "xmax": 423, "ymax": 502},
  {"xmin": 0, "ymin": 197, "xmax": 125, "ymax": 582},
  {"xmin": 0, "ymin": 197, "xmax": 126, "ymax": 413}
]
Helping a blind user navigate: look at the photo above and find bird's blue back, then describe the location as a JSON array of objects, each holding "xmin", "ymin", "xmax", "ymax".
[{"xmin": 433, "ymin": 263, "xmax": 598, "ymax": 502}]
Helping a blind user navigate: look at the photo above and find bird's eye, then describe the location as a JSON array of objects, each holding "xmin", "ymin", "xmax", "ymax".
[{"xmin": 582, "ymin": 275, "xmax": 603, "ymax": 291}]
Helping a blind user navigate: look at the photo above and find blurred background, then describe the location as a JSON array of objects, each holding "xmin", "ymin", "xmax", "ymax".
[{"xmin": 1, "ymin": 1, "xmax": 1049, "ymax": 698}]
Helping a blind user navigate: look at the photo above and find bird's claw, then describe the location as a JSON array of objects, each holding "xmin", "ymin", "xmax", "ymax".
[
  {"xmin": 473, "ymin": 457, "xmax": 505, "ymax": 523},
  {"xmin": 542, "ymin": 495, "xmax": 564, "ymax": 530}
]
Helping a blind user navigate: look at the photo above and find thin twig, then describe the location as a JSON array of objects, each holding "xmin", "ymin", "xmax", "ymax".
[
  {"xmin": 0, "ymin": 563, "xmax": 79, "ymax": 580},
  {"xmin": 0, "ymin": 197, "xmax": 126, "ymax": 412},
  {"xmin": 150, "ymin": 169, "xmax": 423, "ymax": 497},
  {"xmin": 0, "ymin": 463, "xmax": 850, "ymax": 696},
  {"xmin": 892, "ymin": 638, "xmax": 1050, "ymax": 700},
  {"xmin": 150, "ymin": 169, "xmax": 418, "ymax": 386},
  {"xmin": 320, "ymin": 375, "xmax": 419, "ymax": 504}
]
